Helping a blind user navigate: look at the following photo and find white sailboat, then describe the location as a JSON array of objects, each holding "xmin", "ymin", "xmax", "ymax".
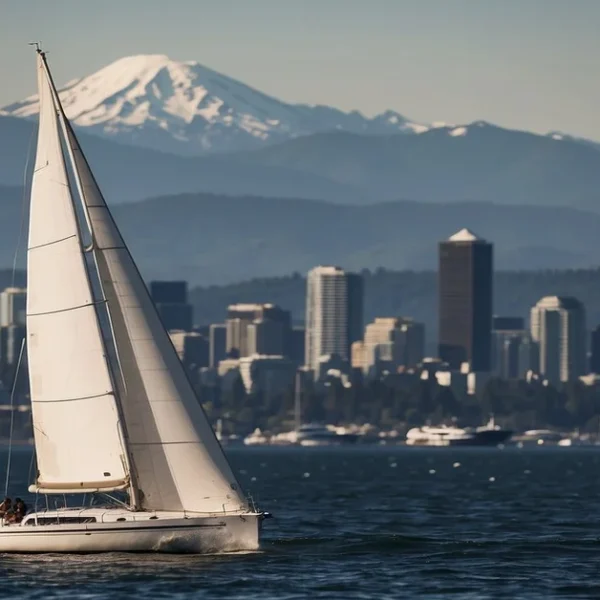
[{"xmin": 0, "ymin": 48, "xmax": 266, "ymax": 553}]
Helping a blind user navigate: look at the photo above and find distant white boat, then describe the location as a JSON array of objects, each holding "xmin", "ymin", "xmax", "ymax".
[
  {"xmin": 295, "ymin": 423, "xmax": 359, "ymax": 446},
  {"xmin": 516, "ymin": 429, "xmax": 565, "ymax": 445},
  {"xmin": 0, "ymin": 48, "xmax": 266, "ymax": 553},
  {"xmin": 244, "ymin": 428, "xmax": 270, "ymax": 446}
]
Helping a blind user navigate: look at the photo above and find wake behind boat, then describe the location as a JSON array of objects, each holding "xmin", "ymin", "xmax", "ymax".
[{"xmin": 0, "ymin": 48, "xmax": 266, "ymax": 553}]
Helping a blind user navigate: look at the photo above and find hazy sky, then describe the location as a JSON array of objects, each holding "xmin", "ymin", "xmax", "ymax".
[{"xmin": 1, "ymin": 0, "xmax": 599, "ymax": 138}]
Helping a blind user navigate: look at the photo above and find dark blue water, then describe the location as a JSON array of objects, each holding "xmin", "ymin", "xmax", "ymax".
[{"xmin": 1, "ymin": 445, "xmax": 600, "ymax": 599}]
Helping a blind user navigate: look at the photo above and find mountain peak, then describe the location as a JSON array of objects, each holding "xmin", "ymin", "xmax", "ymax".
[{"xmin": 1, "ymin": 53, "xmax": 428, "ymax": 155}]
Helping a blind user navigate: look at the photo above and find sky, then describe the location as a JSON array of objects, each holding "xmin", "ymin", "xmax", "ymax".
[{"xmin": 1, "ymin": 0, "xmax": 599, "ymax": 139}]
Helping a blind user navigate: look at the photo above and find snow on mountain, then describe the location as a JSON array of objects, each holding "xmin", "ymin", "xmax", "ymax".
[
  {"xmin": 546, "ymin": 130, "xmax": 600, "ymax": 152},
  {"xmin": 448, "ymin": 126, "xmax": 467, "ymax": 137},
  {"xmin": 2, "ymin": 54, "xmax": 426, "ymax": 155}
]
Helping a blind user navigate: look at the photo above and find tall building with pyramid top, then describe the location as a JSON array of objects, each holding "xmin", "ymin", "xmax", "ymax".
[{"xmin": 438, "ymin": 228, "xmax": 493, "ymax": 371}]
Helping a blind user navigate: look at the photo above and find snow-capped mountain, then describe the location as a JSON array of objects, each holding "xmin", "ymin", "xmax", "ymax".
[{"xmin": 2, "ymin": 54, "xmax": 427, "ymax": 155}]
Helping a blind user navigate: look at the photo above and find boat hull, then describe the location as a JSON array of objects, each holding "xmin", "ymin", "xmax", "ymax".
[
  {"xmin": 0, "ymin": 514, "xmax": 261, "ymax": 553},
  {"xmin": 298, "ymin": 434, "xmax": 359, "ymax": 446},
  {"xmin": 449, "ymin": 430, "xmax": 513, "ymax": 446}
]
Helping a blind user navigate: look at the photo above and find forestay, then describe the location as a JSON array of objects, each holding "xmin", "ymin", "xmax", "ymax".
[
  {"xmin": 27, "ymin": 54, "xmax": 129, "ymax": 493},
  {"xmin": 58, "ymin": 90, "xmax": 247, "ymax": 514}
]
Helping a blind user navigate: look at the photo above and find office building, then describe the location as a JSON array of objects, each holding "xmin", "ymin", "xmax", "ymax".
[
  {"xmin": 351, "ymin": 341, "xmax": 366, "ymax": 370},
  {"xmin": 247, "ymin": 319, "xmax": 286, "ymax": 356},
  {"xmin": 150, "ymin": 280, "xmax": 193, "ymax": 331},
  {"xmin": 438, "ymin": 228, "xmax": 493, "ymax": 371},
  {"xmin": 169, "ymin": 330, "xmax": 209, "ymax": 371},
  {"xmin": 492, "ymin": 330, "xmax": 533, "ymax": 379},
  {"xmin": 238, "ymin": 355, "xmax": 296, "ymax": 395},
  {"xmin": 530, "ymin": 296, "xmax": 586, "ymax": 385},
  {"xmin": 346, "ymin": 273, "xmax": 364, "ymax": 353},
  {"xmin": 491, "ymin": 316, "xmax": 532, "ymax": 379},
  {"xmin": 209, "ymin": 324, "xmax": 227, "ymax": 367},
  {"xmin": 226, "ymin": 303, "xmax": 291, "ymax": 359},
  {"xmin": 304, "ymin": 266, "xmax": 364, "ymax": 375},
  {"xmin": 0, "ymin": 288, "xmax": 26, "ymax": 327},
  {"xmin": 362, "ymin": 317, "xmax": 425, "ymax": 376},
  {"xmin": 289, "ymin": 326, "xmax": 305, "ymax": 364}
]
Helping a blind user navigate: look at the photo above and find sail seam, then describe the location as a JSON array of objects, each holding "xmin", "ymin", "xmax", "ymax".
[
  {"xmin": 29, "ymin": 234, "xmax": 77, "ymax": 251},
  {"xmin": 27, "ymin": 301, "xmax": 103, "ymax": 317},
  {"xmin": 31, "ymin": 392, "xmax": 114, "ymax": 404}
]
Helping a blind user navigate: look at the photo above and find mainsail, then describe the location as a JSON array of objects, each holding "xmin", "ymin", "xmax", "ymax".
[
  {"xmin": 36, "ymin": 51, "xmax": 247, "ymax": 514},
  {"xmin": 27, "ymin": 53, "xmax": 129, "ymax": 493}
]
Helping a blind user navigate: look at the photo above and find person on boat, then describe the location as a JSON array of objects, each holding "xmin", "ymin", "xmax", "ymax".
[
  {"xmin": 13, "ymin": 498, "xmax": 26, "ymax": 523},
  {"xmin": 4, "ymin": 499, "xmax": 26, "ymax": 524},
  {"xmin": 0, "ymin": 497, "xmax": 11, "ymax": 518}
]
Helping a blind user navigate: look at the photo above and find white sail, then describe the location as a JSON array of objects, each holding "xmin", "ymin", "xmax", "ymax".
[
  {"xmin": 58, "ymin": 97, "xmax": 247, "ymax": 514},
  {"xmin": 27, "ymin": 53, "xmax": 129, "ymax": 493}
]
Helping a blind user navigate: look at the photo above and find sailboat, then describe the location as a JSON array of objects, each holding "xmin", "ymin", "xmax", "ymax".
[{"xmin": 0, "ymin": 48, "xmax": 266, "ymax": 553}]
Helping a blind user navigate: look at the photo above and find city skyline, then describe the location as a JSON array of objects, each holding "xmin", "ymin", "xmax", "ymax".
[{"xmin": 1, "ymin": 0, "xmax": 600, "ymax": 140}]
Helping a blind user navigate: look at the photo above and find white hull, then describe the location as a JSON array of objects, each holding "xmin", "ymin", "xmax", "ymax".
[{"xmin": 0, "ymin": 513, "xmax": 262, "ymax": 553}]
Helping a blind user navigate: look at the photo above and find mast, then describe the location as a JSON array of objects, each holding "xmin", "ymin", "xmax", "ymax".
[{"xmin": 36, "ymin": 49, "xmax": 140, "ymax": 508}]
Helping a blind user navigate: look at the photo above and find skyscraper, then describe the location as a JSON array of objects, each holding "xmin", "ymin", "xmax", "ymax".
[
  {"xmin": 438, "ymin": 228, "xmax": 493, "ymax": 371},
  {"xmin": 346, "ymin": 273, "xmax": 364, "ymax": 354},
  {"xmin": 209, "ymin": 324, "xmax": 227, "ymax": 367},
  {"xmin": 304, "ymin": 266, "xmax": 364, "ymax": 375},
  {"xmin": 530, "ymin": 296, "xmax": 586, "ymax": 385}
]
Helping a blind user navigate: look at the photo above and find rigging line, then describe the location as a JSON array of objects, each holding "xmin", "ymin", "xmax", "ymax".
[
  {"xmin": 4, "ymin": 337, "xmax": 26, "ymax": 498},
  {"xmin": 12, "ymin": 124, "xmax": 36, "ymax": 288},
  {"xmin": 27, "ymin": 444, "xmax": 36, "ymax": 489}
]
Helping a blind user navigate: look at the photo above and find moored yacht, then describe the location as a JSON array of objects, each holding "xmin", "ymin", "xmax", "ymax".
[
  {"xmin": 406, "ymin": 418, "xmax": 512, "ymax": 447},
  {"xmin": 406, "ymin": 425, "xmax": 471, "ymax": 446},
  {"xmin": 295, "ymin": 423, "xmax": 360, "ymax": 446}
]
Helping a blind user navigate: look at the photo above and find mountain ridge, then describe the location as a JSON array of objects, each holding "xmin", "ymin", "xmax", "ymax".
[
  {"xmin": 0, "ymin": 114, "xmax": 366, "ymax": 204},
  {"xmin": 2, "ymin": 54, "xmax": 426, "ymax": 155},
  {"xmin": 233, "ymin": 123, "xmax": 600, "ymax": 210},
  {"xmin": 4, "ymin": 113, "xmax": 600, "ymax": 210},
  {"xmin": 0, "ymin": 186, "xmax": 599, "ymax": 285}
]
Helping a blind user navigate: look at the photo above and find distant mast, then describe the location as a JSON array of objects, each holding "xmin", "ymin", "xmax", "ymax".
[{"xmin": 294, "ymin": 372, "xmax": 302, "ymax": 431}]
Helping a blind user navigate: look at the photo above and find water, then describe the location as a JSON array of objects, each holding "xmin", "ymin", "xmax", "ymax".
[{"xmin": 1, "ymin": 445, "xmax": 600, "ymax": 599}]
